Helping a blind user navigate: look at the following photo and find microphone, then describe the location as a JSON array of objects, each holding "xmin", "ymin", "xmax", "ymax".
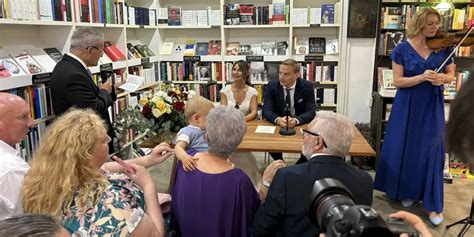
[{"xmin": 279, "ymin": 103, "xmax": 296, "ymax": 136}]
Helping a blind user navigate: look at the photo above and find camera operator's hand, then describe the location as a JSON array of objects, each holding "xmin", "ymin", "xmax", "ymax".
[{"xmin": 390, "ymin": 211, "xmax": 432, "ymax": 237}]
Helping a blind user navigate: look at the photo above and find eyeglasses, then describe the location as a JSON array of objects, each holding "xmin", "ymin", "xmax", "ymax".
[
  {"xmin": 86, "ymin": 46, "xmax": 104, "ymax": 56},
  {"xmin": 302, "ymin": 129, "xmax": 328, "ymax": 148},
  {"xmin": 235, "ymin": 104, "xmax": 239, "ymax": 109}
]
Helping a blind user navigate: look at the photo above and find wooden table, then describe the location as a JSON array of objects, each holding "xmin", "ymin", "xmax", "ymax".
[{"xmin": 237, "ymin": 120, "xmax": 376, "ymax": 157}]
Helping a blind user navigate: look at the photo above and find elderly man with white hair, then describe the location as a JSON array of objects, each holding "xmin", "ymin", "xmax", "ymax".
[{"xmin": 252, "ymin": 111, "xmax": 374, "ymax": 237}]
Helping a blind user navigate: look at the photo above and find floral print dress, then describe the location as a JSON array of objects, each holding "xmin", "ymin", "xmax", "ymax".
[{"xmin": 62, "ymin": 172, "xmax": 145, "ymax": 236}]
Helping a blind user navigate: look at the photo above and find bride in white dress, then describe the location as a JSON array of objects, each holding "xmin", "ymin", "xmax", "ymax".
[{"xmin": 220, "ymin": 60, "xmax": 262, "ymax": 189}]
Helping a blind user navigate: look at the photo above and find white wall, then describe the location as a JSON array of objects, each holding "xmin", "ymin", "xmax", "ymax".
[{"xmin": 344, "ymin": 39, "xmax": 376, "ymax": 123}]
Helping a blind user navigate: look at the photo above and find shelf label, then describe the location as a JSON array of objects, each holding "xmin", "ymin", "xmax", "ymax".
[
  {"xmin": 183, "ymin": 56, "xmax": 201, "ymax": 62},
  {"xmin": 305, "ymin": 55, "xmax": 324, "ymax": 62},
  {"xmin": 310, "ymin": 24, "xmax": 321, "ymax": 27},
  {"xmin": 246, "ymin": 56, "xmax": 264, "ymax": 62},
  {"xmin": 100, "ymin": 63, "xmax": 113, "ymax": 71},
  {"xmin": 139, "ymin": 25, "xmax": 145, "ymax": 28},
  {"xmin": 141, "ymin": 57, "xmax": 150, "ymax": 64},
  {"xmin": 32, "ymin": 73, "xmax": 52, "ymax": 84}
]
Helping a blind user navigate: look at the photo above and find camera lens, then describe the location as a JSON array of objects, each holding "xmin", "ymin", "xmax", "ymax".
[{"xmin": 308, "ymin": 178, "xmax": 355, "ymax": 232}]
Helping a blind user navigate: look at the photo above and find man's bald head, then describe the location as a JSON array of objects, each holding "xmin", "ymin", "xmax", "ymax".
[{"xmin": 0, "ymin": 93, "xmax": 34, "ymax": 146}]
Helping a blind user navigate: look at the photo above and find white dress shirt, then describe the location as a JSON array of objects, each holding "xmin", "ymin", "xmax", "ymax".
[{"xmin": 0, "ymin": 140, "xmax": 30, "ymax": 220}]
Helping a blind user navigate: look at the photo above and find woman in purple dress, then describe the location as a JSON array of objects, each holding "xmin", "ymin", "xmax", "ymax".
[
  {"xmin": 374, "ymin": 8, "xmax": 455, "ymax": 226},
  {"xmin": 171, "ymin": 106, "xmax": 260, "ymax": 237}
]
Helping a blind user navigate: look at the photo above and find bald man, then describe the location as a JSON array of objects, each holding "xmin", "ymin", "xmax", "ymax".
[{"xmin": 0, "ymin": 92, "xmax": 35, "ymax": 220}]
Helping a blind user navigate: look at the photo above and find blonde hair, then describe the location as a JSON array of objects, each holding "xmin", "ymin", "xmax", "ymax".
[
  {"xmin": 21, "ymin": 109, "xmax": 109, "ymax": 216},
  {"xmin": 406, "ymin": 8, "xmax": 441, "ymax": 38},
  {"xmin": 184, "ymin": 95, "xmax": 214, "ymax": 120},
  {"xmin": 281, "ymin": 59, "xmax": 300, "ymax": 73}
]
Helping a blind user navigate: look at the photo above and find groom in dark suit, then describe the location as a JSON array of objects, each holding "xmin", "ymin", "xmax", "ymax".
[
  {"xmin": 263, "ymin": 59, "xmax": 316, "ymax": 164},
  {"xmin": 50, "ymin": 28, "xmax": 116, "ymax": 153}
]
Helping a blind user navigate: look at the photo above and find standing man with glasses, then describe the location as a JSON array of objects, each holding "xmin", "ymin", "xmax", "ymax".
[
  {"xmin": 252, "ymin": 111, "xmax": 373, "ymax": 237},
  {"xmin": 50, "ymin": 27, "xmax": 117, "ymax": 153},
  {"xmin": 263, "ymin": 59, "xmax": 316, "ymax": 164}
]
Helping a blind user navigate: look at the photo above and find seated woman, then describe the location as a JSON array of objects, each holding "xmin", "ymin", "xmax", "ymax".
[
  {"xmin": 171, "ymin": 106, "xmax": 260, "ymax": 237},
  {"xmin": 21, "ymin": 108, "xmax": 173, "ymax": 236},
  {"xmin": 220, "ymin": 60, "xmax": 262, "ymax": 189}
]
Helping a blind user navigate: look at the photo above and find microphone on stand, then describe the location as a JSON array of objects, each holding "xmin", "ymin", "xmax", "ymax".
[{"xmin": 279, "ymin": 103, "xmax": 296, "ymax": 136}]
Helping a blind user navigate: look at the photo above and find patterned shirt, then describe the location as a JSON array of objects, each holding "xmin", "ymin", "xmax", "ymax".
[{"xmin": 63, "ymin": 172, "xmax": 145, "ymax": 236}]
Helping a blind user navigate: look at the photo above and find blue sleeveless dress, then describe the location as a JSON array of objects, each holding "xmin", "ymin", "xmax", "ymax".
[{"xmin": 374, "ymin": 40, "xmax": 452, "ymax": 213}]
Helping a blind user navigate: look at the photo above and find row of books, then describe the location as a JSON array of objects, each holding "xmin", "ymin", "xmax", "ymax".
[
  {"xmin": 127, "ymin": 42, "xmax": 156, "ymax": 59},
  {"xmin": 160, "ymin": 6, "xmax": 220, "ymax": 27},
  {"xmin": 226, "ymin": 41, "xmax": 289, "ymax": 56},
  {"xmin": 294, "ymin": 37, "xmax": 338, "ymax": 55},
  {"xmin": 315, "ymin": 88, "xmax": 337, "ymax": 105},
  {"xmin": 292, "ymin": 4, "xmax": 340, "ymax": 25},
  {"xmin": 0, "ymin": 48, "xmax": 61, "ymax": 77},
  {"xmin": 159, "ymin": 61, "xmax": 222, "ymax": 82},
  {"xmin": 300, "ymin": 63, "xmax": 338, "ymax": 83},
  {"xmin": 224, "ymin": 1, "xmax": 288, "ymax": 25},
  {"xmin": 160, "ymin": 40, "xmax": 221, "ymax": 56},
  {"xmin": 16, "ymin": 123, "xmax": 47, "ymax": 161},
  {"xmin": 0, "ymin": 0, "xmax": 73, "ymax": 22},
  {"xmin": 6, "ymin": 84, "xmax": 54, "ymax": 120}
]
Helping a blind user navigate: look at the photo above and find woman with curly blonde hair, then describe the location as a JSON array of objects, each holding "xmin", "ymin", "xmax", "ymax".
[{"xmin": 21, "ymin": 108, "xmax": 173, "ymax": 236}]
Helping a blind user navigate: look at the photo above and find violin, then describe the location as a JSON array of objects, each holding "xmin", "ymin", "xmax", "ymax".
[{"xmin": 427, "ymin": 30, "xmax": 474, "ymax": 51}]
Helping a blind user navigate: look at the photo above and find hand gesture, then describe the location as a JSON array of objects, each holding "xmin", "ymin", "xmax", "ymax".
[
  {"xmin": 181, "ymin": 155, "xmax": 199, "ymax": 172},
  {"xmin": 287, "ymin": 117, "xmax": 297, "ymax": 128},
  {"xmin": 124, "ymin": 164, "xmax": 155, "ymax": 190},
  {"xmin": 148, "ymin": 142, "xmax": 174, "ymax": 165},
  {"xmin": 276, "ymin": 117, "xmax": 287, "ymax": 128},
  {"xmin": 389, "ymin": 211, "xmax": 432, "ymax": 237},
  {"xmin": 262, "ymin": 160, "xmax": 287, "ymax": 186},
  {"xmin": 100, "ymin": 80, "xmax": 113, "ymax": 93},
  {"xmin": 431, "ymin": 73, "xmax": 445, "ymax": 86},
  {"xmin": 419, "ymin": 70, "xmax": 436, "ymax": 83}
]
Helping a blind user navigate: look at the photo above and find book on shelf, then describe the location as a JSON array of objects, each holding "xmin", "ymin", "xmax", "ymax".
[
  {"xmin": 160, "ymin": 42, "xmax": 174, "ymax": 55},
  {"xmin": 321, "ymin": 4, "xmax": 335, "ymax": 24},
  {"xmin": 167, "ymin": 6, "xmax": 181, "ymax": 26},
  {"xmin": 382, "ymin": 69, "xmax": 395, "ymax": 90},
  {"xmin": 172, "ymin": 44, "xmax": 186, "ymax": 56},
  {"xmin": 181, "ymin": 10, "xmax": 196, "ymax": 26},
  {"xmin": 264, "ymin": 62, "xmax": 280, "ymax": 81},
  {"xmin": 0, "ymin": 60, "xmax": 11, "ymax": 78},
  {"xmin": 127, "ymin": 43, "xmax": 141, "ymax": 58},
  {"xmin": 272, "ymin": 0, "xmax": 286, "ymax": 25},
  {"xmin": 208, "ymin": 9, "xmax": 221, "ymax": 26},
  {"xmin": 250, "ymin": 44, "xmax": 262, "ymax": 56},
  {"xmin": 385, "ymin": 31, "xmax": 404, "ymax": 55},
  {"xmin": 225, "ymin": 4, "xmax": 240, "ymax": 25},
  {"xmin": 226, "ymin": 42, "xmax": 240, "ymax": 56},
  {"xmin": 208, "ymin": 40, "xmax": 221, "ymax": 55},
  {"xmin": 0, "ymin": 55, "xmax": 27, "ymax": 77},
  {"xmin": 292, "ymin": 8, "xmax": 308, "ymax": 25},
  {"xmin": 184, "ymin": 44, "xmax": 196, "ymax": 56},
  {"xmin": 294, "ymin": 38, "xmax": 309, "ymax": 55},
  {"xmin": 261, "ymin": 42, "xmax": 276, "ymax": 56},
  {"xmin": 104, "ymin": 41, "xmax": 126, "ymax": 62},
  {"xmin": 309, "ymin": 37, "xmax": 326, "ymax": 54},
  {"xmin": 43, "ymin": 48, "xmax": 63, "ymax": 63},
  {"xmin": 10, "ymin": 50, "xmax": 45, "ymax": 75},
  {"xmin": 26, "ymin": 48, "xmax": 57, "ymax": 73},
  {"xmin": 157, "ymin": 7, "xmax": 168, "ymax": 25},
  {"xmin": 309, "ymin": 8, "xmax": 322, "ymax": 25},
  {"xmin": 239, "ymin": 4, "xmax": 255, "ymax": 25},
  {"xmin": 239, "ymin": 45, "xmax": 252, "ymax": 55},
  {"xmin": 195, "ymin": 42, "xmax": 209, "ymax": 56},
  {"xmin": 197, "ymin": 63, "xmax": 211, "ymax": 81},
  {"xmin": 277, "ymin": 41, "xmax": 289, "ymax": 56},
  {"xmin": 325, "ymin": 39, "xmax": 338, "ymax": 55},
  {"xmin": 250, "ymin": 61, "xmax": 265, "ymax": 82},
  {"xmin": 197, "ymin": 10, "xmax": 208, "ymax": 26}
]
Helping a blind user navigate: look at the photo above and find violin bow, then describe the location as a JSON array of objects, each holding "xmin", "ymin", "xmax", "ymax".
[{"xmin": 435, "ymin": 25, "xmax": 474, "ymax": 73}]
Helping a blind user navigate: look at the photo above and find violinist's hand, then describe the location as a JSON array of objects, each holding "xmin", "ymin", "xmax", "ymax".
[
  {"xmin": 419, "ymin": 70, "xmax": 436, "ymax": 84},
  {"xmin": 431, "ymin": 73, "xmax": 446, "ymax": 86}
]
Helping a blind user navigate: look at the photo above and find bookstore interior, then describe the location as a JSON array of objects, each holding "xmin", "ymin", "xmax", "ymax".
[{"xmin": 1, "ymin": 0, "xmax": 474, "ymax": 236}]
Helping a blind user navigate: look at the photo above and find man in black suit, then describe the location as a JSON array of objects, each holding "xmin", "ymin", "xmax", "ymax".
[
  {"xmin": 50, "ymin": 27, "xmax": 116, "ymax": 153},
  {"xmin": 263, "ymin": 59, "xmax": 316, "ymax": 163},
  {"xmin": 253, "ymin": 111, "xmax": 374, "ymax": 237}
]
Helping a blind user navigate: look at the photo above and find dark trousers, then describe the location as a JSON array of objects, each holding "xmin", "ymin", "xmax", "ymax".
[{"xmin": 269, "ymin": 152, "xmax": 308, "ymax": 165}]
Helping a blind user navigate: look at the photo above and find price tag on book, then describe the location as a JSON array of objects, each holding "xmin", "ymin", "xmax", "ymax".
[
  {"xmin": 32, "ymin": 73, "xmax": 52, "ymax": 84},
  {"xmin": 100, "ymin": 63, "xmax": 113, "ymax": 72},
  {"xmin": 183, "ymin": 56, "xmax": 201, "ymax": 62},
  {"xmin": 246, "ymin": 56, "xmax": 264, "ymax": 62},
  {"xmin": 305, "ymin": 55, "xmax": 324, "ymax": 62},
  {"xmin": 141, "ymin": 57, "xmax": 150, "ymax": 64}
]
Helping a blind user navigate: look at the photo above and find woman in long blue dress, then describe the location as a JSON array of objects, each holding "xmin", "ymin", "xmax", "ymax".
[{"xmin": 374, "ymin": 7, "xmax": 455, "ymax": 226}]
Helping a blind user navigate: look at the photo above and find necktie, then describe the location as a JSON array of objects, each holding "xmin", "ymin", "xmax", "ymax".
[
  {"xmin": 285, "ymin": 88, "xmax": 291, "ymax": 115},
  {"xmin": 86, "ymin": 68, "xmax": 93, "ymax": 78}
]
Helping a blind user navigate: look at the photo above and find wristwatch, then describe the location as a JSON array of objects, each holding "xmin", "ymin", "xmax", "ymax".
[{"xmin": 262, "ymin": 180, "xmax": 271, "ymax": 188}]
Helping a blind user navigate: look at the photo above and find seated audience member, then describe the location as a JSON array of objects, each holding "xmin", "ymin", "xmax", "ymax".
[
  {"xmin": 171, "ymin": 106, "xmax": 260, "ymax": 237},
  {"xmin": 0, "ymin": 214, "xmax": 70, "ymax": 237},
  {"xmin": 173, "ymin": 95, "xmax": 215, "ymax": 171},
  {"xmin": 21, "ymin": 109, "xmax": 173, "ymax": 236},
  {"xmin": 252, "ymin": 111, "xmax": 373, "ymax": 236},
  {"xmin": 0, "ymin": 93, "xmax": 35, "ymax": 220}
]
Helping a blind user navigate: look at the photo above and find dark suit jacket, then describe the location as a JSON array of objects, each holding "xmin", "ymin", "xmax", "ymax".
[
  {"xmin": 263, "ymin": 78, "xmax": 316, "ymax": 125},
  {"xmin": 252, "ymin": 155, "xmax": 374, "ymax": 237},
  {"xmin": 50, "ymin": 54, "xmax": 115, "ymax": 150}
]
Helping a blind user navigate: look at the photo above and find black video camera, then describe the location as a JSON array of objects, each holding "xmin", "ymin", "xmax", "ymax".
[{"xmin": 307, "ymin": 178, "xmax": 420, "ymax": 237}]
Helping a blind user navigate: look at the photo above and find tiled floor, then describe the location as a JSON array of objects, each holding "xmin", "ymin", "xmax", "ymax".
[{"xmin": 150, "ymin": 152, "xmax": 474, "ymax": 237}]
